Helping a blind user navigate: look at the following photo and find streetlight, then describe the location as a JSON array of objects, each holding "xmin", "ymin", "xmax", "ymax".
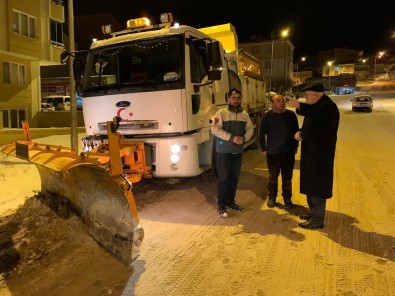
[
  {"xmin": 296, "ymin": 56, "xmax": 306, "ymax": 93},
  {"xmin": 327, "ymin": 61, "xmax": 333, "ymax": 92},
  {"xmin": 374, "ymin": 51, "xmax": 384, "ymax": 79},
  {"xmin": 268, "ymin": 28, "xmax": 289, "ymax": 96}
]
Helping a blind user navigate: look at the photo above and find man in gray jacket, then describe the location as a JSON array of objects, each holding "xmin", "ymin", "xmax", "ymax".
[{"xmin": 211, "ymin": 88, "xmax": 253, "ymax": 218}]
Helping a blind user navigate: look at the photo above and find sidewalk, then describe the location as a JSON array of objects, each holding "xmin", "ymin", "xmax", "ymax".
[{"xmin": 0, "ymin": 127, "xmax": 86, "ymax": 147}]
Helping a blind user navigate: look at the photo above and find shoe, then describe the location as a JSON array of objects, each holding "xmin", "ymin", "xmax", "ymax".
[
  {"xmin": 218, "ymin": 207, "xmax": 228, "ymax": 218},
  {"xmin": 227, "ymin": 203, "xmax": 245, "ymax": 212},
  {"xmin": 299, "ymin": 214, "xmax": 311, "ymax": 221},
  {"xmin": 283, "ymin": 198, "xmax": 293, "ymax": 209},
  {"xmin": 284, "ymin": 203, "xmax": 294, "ymax": 209},
  {"xmin": 267, "ymin": 199, "xmax": 276, "ymax": 208},
  {"xmin": 298, "ymin": 221, "xmax": 324, "ymax": 230}
]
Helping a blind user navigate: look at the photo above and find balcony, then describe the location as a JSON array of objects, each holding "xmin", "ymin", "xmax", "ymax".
[{"xmin": 50, "ymin": 0, "xmax": 65, "ymax": 22}]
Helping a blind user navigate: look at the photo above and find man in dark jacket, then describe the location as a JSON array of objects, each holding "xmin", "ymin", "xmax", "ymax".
[
  {"xmin": 260, "ymin": 94, "xmax": 299, "ymax": 209},
  {"xmin": 288, "ymin": 82, "xmax": 339, "ymax": 229}
]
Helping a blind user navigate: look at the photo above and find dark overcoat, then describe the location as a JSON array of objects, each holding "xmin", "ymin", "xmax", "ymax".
[{"xmin": 296, "ymin": 94, "xmax": 339, "ymax": 199}]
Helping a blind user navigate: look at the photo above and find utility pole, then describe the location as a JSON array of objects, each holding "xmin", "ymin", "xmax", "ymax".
[
  {"xmin": 327, "ymin": 61, "xmax": 333, "ymax": 92},
  {"xmin": 269, "ymin": 39, "xmax": 274, "ymax": 96},
  {"xmin": 296, "ymin": 62, "xmax": 299, "ymax": 93},
  {"xmin": 283, "ymin": 39, "xmax": 287, "ymax": 92},
  {"xmin": 68, "ymin": 0, "xmax": 78, "ymax": 151},
  {"xmin": 268, "ymin": 29, "xmax": 289, "ymax": 96},
  {"xmin": 296, "ymin": 56, "xmax": 306, "ymax": 93}
]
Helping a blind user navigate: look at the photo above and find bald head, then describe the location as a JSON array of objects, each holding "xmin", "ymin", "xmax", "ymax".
[{"xmin": 271, "ymin": 94, "xmax": 286, "ymax": 113}]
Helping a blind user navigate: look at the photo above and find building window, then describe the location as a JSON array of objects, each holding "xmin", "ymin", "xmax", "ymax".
[
  {"xmin": 264, "ymin": 60, "xmax": 271, "ymax": 69},
  {"xmin": 12, "ymin": 10, "xmax": 37, "ymax": 38},
  {"xmin": 252, "ymin": 46, "xmax": 259, "ymax": 55},
  {"xmin": 50, "ymin": 19, "xmax": 63, "ymax": 45},
  {"xmin": 2, "ymin": 109, "xmax": 26, "ymax": 128},
  {"xmin": 3, "ymin": 62, "xmax": 26, "ymax": 85},
  {"xmin": 265, "ymin": 45, "xmax": 272, "ymax": 53}
]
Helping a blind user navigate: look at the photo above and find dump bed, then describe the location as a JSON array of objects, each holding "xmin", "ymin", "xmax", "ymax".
[
  {"xmin": 199, "ymin": 23, "xmax": 267, "ymax": 112},
  {"xmin": 199, "ymin": 23, "xmax": 262, "ymax": 80}
]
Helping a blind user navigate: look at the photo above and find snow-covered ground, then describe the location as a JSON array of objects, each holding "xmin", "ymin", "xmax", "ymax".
[{"xmin": 1, "ymin": 90, "xmax": 395, "ymax": 296}]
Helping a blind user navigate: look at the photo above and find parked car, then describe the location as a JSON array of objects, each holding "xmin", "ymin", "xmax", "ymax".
[
  {"xmin": 41, "ymin": 102, "xmax": 54, "ymax": 111},
  {"xmin": 42, "ymin": 95, "xmax": 70, "ymax": 111},
  {"xmin": 42, "ymin": 95, "xmax": 82, "ymax": 111},
  {"xmin": 351, "ymin": 95, "xmax": 373, "ymax": 112},
  {"xmin": 76, "ymin": 94, "xmax": 83, "ymax": 110}
]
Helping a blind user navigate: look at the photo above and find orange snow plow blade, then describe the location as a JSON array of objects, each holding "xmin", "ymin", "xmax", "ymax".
[{"xmin": 1, "ymin": 120, "xmax": 151, "ymax": 265}]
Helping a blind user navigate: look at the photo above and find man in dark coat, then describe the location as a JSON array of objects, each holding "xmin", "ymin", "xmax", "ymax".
[{"xmin": 288, "ymin": 82, "xmax": 339, "ymax": 229}]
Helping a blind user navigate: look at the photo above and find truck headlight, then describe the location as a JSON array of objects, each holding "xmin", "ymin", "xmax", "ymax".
[
  {"xmin": 171, "ymin": 144, "xmax": 181, "ymax": 153},
  {"xmin": 170, "ymin": 154, "xmax": 179, "ymax": 163}
]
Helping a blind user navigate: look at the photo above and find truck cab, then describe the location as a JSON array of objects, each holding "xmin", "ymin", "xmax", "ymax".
[{"xmin": 68, "ymin": 13, "xmax": 266, "ymax": 178}]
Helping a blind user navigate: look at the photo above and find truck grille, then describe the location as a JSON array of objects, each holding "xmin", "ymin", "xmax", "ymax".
[{"xmin": 98, "ymin": 121, "xmax": 159, "ymax": 131}]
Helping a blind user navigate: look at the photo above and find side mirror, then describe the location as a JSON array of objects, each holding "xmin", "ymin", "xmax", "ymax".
[
  {"xmin": 207, "ymin": 41, "xmax": 222, "ymax": 68},
  {"xmin": 207, "ymin": 41, "xmax": 222, "ymax": 81}
]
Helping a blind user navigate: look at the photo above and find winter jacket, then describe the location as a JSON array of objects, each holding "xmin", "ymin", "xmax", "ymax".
[
  {"xmin": 211, "ymin": 106, "xmax": 253, "ymax": 154},
  {"xmin": 259, "ymin": 109, "xmax": 299, "ymax": 155}
]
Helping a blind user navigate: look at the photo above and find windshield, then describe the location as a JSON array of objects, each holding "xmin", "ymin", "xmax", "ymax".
[{"xmin": 82, "ymin": 35, "xmax": 184, "ymax": 92}]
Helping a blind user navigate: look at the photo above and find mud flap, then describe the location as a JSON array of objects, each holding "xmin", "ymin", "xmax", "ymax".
[{"xmin": 35, "ymin": 164, "xmax": 143, "ymax": 265}]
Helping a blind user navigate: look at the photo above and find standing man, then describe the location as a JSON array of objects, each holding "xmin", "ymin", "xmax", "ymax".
[
  {"xmin": 259, "ymin": 94, "xmax": 299, "ymax": 209},
  {"xmin": 211, "ymin": 88, "xmax": 253, "ymax": 218},
  {"xmin": 288, "ymin": 82, "xmax": 339, "ymax": 230}
]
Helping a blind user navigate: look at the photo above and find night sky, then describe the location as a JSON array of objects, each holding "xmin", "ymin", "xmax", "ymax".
[{"xmin": 69, "ymin": 0, "xmax": 394, "ymax": 58}]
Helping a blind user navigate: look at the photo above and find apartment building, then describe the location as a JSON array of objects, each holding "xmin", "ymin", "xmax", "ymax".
[
  {"xmin": 0, "ymin": 0, "xmax": 64, "ymax": 128},
  {"xmin": 240, "ymin": 39, "xmax": 295, "ymax": 94}
]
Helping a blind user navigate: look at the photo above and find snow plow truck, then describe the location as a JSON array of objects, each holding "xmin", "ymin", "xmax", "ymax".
[
  {"xmin": 1, "ymin": 12, "xmax": 267, "ymax": 265},
  {"xmin": 75, "ymin": 12, "xmax": 267, "ymax": 178}
]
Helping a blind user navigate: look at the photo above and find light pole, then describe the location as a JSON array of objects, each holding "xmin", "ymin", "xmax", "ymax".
[
  {"xmin": 327, "ymin": 61, "xmax": 333, "ymax": 92},
  {"xmin": 67, "ymin": 0, "xmax": 78, "ymax": 151},
  {"xmin": 374, "ymin": 51, "xmax": 384, "ymax": 79},
  {"xmin": 296, "ymin": 56, "xmax": 306, "ymax": 93},
  {"xmin": 268, "ymin": 29, "xmax": 289, "ymax": 96}
]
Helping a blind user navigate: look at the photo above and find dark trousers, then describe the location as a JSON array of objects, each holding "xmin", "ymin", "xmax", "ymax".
[
  {"xmin": 266, "ymin": 152, "xmax": 295, "ymax": 203},
  {"xmin": 307, "ymin": 196, "xmax": 326, "ymax": 224},
  {"xmin": 216, "ymin": 152, "xmax": 243, "ymax": 208}
]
